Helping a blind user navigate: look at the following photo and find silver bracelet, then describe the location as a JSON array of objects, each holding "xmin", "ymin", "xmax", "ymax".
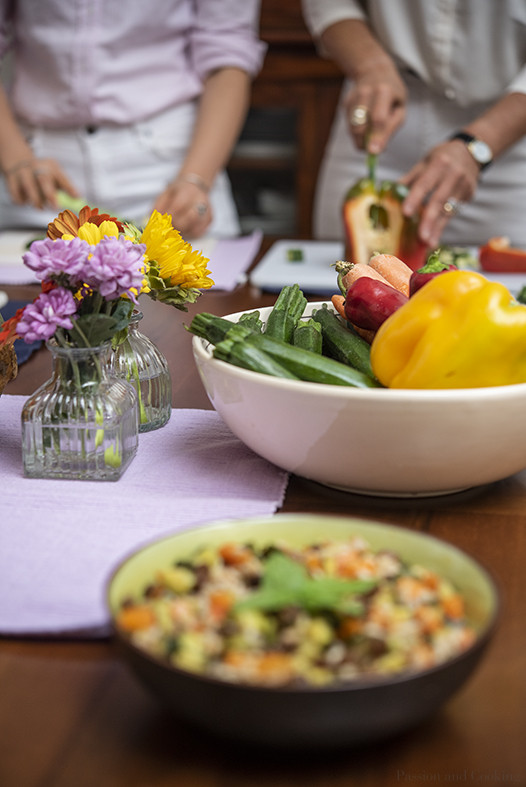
[{"xmin": 178, "ymin": 172, "xmax": 211, "ymax": 193}]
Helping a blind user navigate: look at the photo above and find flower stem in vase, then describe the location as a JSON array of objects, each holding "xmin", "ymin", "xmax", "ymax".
[
  {"xmin": 22, "ymin": 341, "xmax": 139, "ymax": 481},
  {"xmin": 111, "ymin": 311, "xmax": 172, "ymax": 432}
]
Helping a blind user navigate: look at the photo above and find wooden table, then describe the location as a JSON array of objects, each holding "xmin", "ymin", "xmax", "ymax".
[{"xmin": 1, "ymin": 278, "xmax": 525, "ymax": 787}]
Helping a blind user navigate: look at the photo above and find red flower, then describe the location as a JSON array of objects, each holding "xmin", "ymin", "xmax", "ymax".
[{"xmin": 0, "ymin": 309, "xmax": 24, "ymax": 346}]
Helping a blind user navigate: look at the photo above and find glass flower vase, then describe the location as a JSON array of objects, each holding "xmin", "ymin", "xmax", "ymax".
[
  {"xmin": 111, "ymin": 311, "xmax": 172, "ymax": 432},
  {"xmin": 21, "ymin": 341, "xmax": 139, "ymax": 481}
]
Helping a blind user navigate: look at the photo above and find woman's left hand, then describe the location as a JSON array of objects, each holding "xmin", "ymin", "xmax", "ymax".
[
  {"xmin": 153, "ymin": 178, "xmax": 212, "ymax": 238},
  {"xmin": 399, "ymin": 139, "xmax": 481, "ymax": 248}
]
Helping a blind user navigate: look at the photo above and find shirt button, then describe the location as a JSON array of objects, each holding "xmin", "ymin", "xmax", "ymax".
[{"xmin": 445, "ymin": 87, "xmax": 456, "ymax": 100}]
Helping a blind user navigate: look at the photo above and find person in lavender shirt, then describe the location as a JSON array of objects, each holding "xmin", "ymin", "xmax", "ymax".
[{"xmin": 0, "ymin": 0, "xmax": 266, "ymax": 238}]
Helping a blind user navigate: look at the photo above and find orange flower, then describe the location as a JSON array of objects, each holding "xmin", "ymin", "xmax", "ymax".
[
  {"xmin": 46, "ymin": 209, "xmax": 79, "ymax": 240},
  {"xmin": 47, "ymin": 206, "xmax": 124, "ymax": 240}
]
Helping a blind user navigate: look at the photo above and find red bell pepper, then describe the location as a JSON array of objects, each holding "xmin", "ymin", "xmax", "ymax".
[
  {"xmin": 344, "ymin": 276, "xmax": 408, "ymax": 332},
  {"xmin": 479, "ymin": 236, "xmax": 526, "ymax": 273},
  {"xmin": 409, "ymin": 254, "xmax": 458, "ymax": 296},
  {"xmin": 342, "ymin": 178, "xmax": 429, "ymax": 272}
]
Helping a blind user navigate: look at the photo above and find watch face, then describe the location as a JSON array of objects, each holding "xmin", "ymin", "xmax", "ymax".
[{"xmin": 469, "ymin": 140, "xmax": 492, "ymax": 165}]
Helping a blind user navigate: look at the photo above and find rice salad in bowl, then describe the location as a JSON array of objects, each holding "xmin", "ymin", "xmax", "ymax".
[
  {"xmin": 114, "ymin": 535, "xmax": 476, "ymax": 688},
  {"xmin": 107, "ymin": 514, "xmax": 498, "ymax": 747}
]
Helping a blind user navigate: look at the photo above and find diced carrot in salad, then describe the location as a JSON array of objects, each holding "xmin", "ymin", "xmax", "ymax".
[
  {"xmin": 116, "ymin": 604, "xmax": 156, "ymax": 632},
  {"xmin": 219, "ymin": 542, "xmax": 253, "ymax": 566},
  {"xmin": 209, "ymin": 589, "xmax": 236, "ymax": 622}
]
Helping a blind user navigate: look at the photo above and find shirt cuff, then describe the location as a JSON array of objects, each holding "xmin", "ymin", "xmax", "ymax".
[
  {"xmin": 191, "ymin": 36, "xmax": 267, "ymax": 81},
  {"xmin": 301, "ymin": 0, "xmax": 366, "ymax": 38},
  {"xmin": 507, "ymin": 66, "xmax": 526, "ymax": 95}
]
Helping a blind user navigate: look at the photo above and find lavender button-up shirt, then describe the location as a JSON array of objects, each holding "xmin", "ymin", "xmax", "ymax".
[{"xmin": 0, "ymin": 0, "xmax": 267, "ymax": 128}]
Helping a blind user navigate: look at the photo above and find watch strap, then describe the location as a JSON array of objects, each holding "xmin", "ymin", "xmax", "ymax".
[{"xmin": 449, "ymin": 131, "xmax": 492, "ymax": 171}]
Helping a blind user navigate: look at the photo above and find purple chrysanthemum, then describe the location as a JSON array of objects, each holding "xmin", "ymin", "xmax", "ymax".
[
  {"xmin": 83, "ymin": 237, "xmax": 146, "ymax": 301},
  {"xmin": 17, "ymin": 288, "xmax": 78, "ymax": 343},
  {"xmin": 22, "ymin": 237, "xmax": 92, "ymax": 284}
]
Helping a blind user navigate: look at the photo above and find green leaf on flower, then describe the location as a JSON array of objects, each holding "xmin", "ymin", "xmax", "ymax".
[
  {"xmin": 146, "ymin": 283, "xmax": 202, "ymax": 311},
  {"xmin": 121, "ymin": 222, "xmax": 144, "ymax": 242},
  {"xmin": 144, "ymin": 259, "xmax": 204, "ymax": 310},
  {"xmin": 72, "ymin": 300, "xmax": 134, "ymax": 346},
  {"xmin": 111, "ymin": 300, "xmax": 135, "ymax": 333},
  {"xmin": 235, "ymin": 552, "xmax": 376, "ymax": 615},
  {"xmin": 73, "ymin": 313, "xmax": 119, "ymax": 345}
]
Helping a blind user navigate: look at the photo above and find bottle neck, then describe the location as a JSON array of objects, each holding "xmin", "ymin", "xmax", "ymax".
[{"xmin": 47, "ymin": 341, "xmax": 111, "ymax": 388}]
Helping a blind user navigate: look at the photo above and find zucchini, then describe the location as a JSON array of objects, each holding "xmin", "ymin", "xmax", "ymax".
[
  {"xmin": 264, "ymin": 284, "xmax": 307, "ymax": 343},
  {"xmin": 293, "ymin": 318, "xmax": 322, "ymax": 354},
  {"xmin": 238, "ymin": 310, "xmax": 263, "ymax": 332},
  {"xmin": 187, "ymin": 312, "xmax": 238, "ymax": 345},
  {"xmin": 229, "ymin": 332, "xmax": 379, "ymax": 388},
  {"xmin": 312, "ymin": 304, "xmax": 374, "ymax": 379},
  {"xmin": 188, "ymin": 309, "xmax": 380, "ymax": 387},
  {"xmin": 213, "ymin": 333, "xmax": 299, "ymax": 380}
]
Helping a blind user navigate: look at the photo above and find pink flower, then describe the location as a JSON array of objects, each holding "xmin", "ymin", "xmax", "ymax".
[
  {"xmin": 17, "ymin": 288, "xmax": 78, "ymax": 343},
  {"xmin": 83, "ymin": 237, "xmax": 146, "ymax": 301},
  {"xmin": 22, "ymin": 237, "xmax": 91, "ymax": 284}
]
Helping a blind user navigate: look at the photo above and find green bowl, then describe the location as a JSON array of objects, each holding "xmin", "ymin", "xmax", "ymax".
[{"xmin": 107, "ymin": 514, "xmax": 499, "ymax": 749}]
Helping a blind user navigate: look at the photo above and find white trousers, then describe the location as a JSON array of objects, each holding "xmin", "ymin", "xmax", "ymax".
[
  {"xmin": 314, "ymin": 72, "xmax": 526, "ymax": 248},
  {"xmin": 0, "ymin": 102, "xmax": 240, "ymax": 237}
]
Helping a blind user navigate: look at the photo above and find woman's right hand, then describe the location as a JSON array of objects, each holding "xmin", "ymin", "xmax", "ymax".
[
  {"xmin": 3, "ymin": 156, "xmax": 79, "ymax": 210},
  {"xmin": 344, "ymin": 60, "xmax": 408, "ymax": 156}
]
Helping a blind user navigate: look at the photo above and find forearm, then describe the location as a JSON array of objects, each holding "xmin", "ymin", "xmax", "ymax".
[
  {"xmin": 317, "ymin": 18, "xmax": 396, "ymax": 82},
  {"xmin": 178, "ymin": 67, "xmax": 251, "ymax": 187},
  {"xmin": 463, "ymin": 92, "xmax": 526, "ymax": 159},
  {"xmin": 318, "ymin": 18, "xmax": 406, "ymax": 155},
  {"xmin": 0, "ymin": 84, "xmax": 35, "ymax": 173},
  {"xmin": 0, "ymin": 82, "xmax": 78, "ymax": 207}
]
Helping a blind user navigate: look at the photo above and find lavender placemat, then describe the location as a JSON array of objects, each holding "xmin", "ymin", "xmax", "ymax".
[
  {"xmin": 0, "ymin": 230, "xmax": 263, "ymax": 291},
  {"xmin": 0, "ymin": 395, "xmax": 288, "ymax": 638}
]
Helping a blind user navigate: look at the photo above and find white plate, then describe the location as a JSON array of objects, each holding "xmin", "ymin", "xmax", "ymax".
[
  {"xmin": 0, "ymin": 231, "xmax": 39, "ymax": 266},
  {"xmin": 250, "ymin": 239, "xmax": 343, "ymax": 293},
  {"xmin": 250, "ymin": 239, "xmax": 526, "ymax": 297}
]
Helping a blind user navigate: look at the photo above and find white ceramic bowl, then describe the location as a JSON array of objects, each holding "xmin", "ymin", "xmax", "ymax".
[{"xmin": 192, "ymin": 302, "xmax": 526, "ymax": 497}]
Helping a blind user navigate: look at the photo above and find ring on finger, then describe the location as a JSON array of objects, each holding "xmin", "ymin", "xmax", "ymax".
[
  {"xmin": 195, "ymin": 202, "xmax": 207, "ymax": 216},
  {"xmin": 350, "ymin": 105, "xmax": 369, "ymax": 127},
  {"xmin": 442, "ymin": 198, "xmax": 461, "ymax": 216}
]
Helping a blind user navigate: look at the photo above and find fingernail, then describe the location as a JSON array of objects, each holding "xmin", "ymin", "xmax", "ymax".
[{"xmin": 419, "ymin": 227, "xmax": 431, "ymax": 243}]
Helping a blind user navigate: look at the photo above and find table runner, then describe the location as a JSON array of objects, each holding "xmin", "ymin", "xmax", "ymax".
[
  {"xmin": 0, "ymin": 230, "xmax": 262, "ymax": 291},
  {"xmin": 0, "ymin": 395, "xmax": 288, "ymax": 638}
]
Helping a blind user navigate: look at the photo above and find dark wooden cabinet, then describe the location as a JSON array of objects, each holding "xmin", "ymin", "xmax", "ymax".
[{"xmin": 228, "ymin": 0, "xmax": 343, "ymax": 239}]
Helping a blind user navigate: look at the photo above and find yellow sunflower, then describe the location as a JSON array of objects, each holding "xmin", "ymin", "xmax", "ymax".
[{"xmin": 141, "ymin": 210, "xmax": 214, "ymax": 291}]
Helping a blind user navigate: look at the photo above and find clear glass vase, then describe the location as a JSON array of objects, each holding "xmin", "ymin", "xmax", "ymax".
[
  {"xmin": 21, "ymin": 341, "xmax": 139, "ymax": 481},
  {"xmin": 111, "ymin": 311, "xmax": 172, "ymax": 432}
]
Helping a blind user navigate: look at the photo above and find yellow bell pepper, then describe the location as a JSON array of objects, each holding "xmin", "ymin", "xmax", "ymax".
[{"xmin": 370, "ymin": 270, "xmax": 526, "ymax": 389}]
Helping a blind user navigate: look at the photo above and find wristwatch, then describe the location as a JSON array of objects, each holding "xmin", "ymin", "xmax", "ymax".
[{"xmin": 450, "ymin": 132, "xmax": 493, "ymax": 171}]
